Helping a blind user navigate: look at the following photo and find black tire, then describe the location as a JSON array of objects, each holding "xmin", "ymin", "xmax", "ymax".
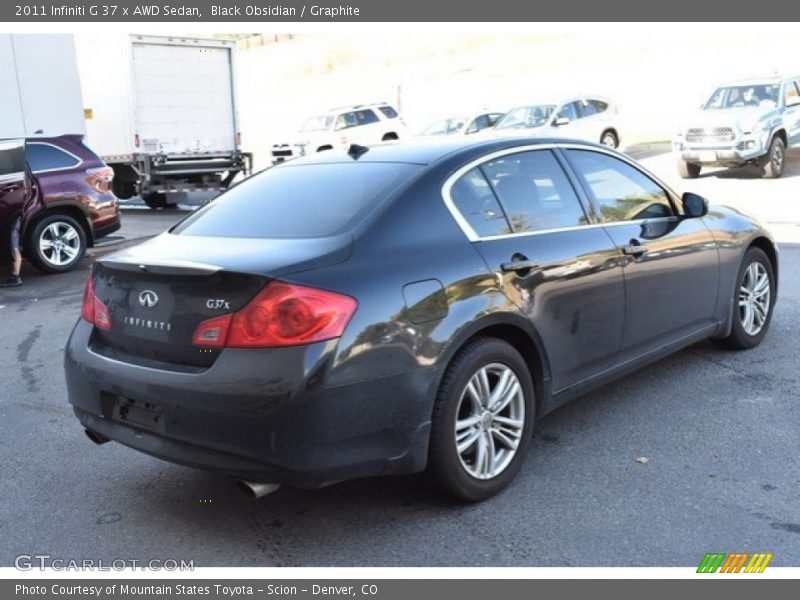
[
  {"xmin": 715, "ymin": 247, "xmax": 776, "ymax": 350},
  {"xmin": 678, "ymin": 158, "xmax": 701, "ymax": 179},
  {"xmin": 25, "ymin": 213, "xmax": 87, "ymax": 274},
  {"xmin": 600, "ymin": 129, "xmax": 619, "ymax": 149},
  {"xmin": 382, "ymin": 132, "xmax": 399, "ymax": 141},
  {"xmin": 142, "ymin": 192, "xmax": 169, "ymax": 209},
  {"xmin": 761, "ymin": 136, "xmax": 785, "ymax": 179},
  {"xmin": 427, "ymin": 337, "xmax": 535, "ymax": 502}
]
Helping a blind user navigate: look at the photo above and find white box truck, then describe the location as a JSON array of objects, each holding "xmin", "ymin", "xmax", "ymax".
[
  {"xmin": 75, "ymin": 34, "xmax": 252, "ymax": 209},
  {"xmin": 0, "ymin": 34, "xmax": 86, "ymax": 139}
]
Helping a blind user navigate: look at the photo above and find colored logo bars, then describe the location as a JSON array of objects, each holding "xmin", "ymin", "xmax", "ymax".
[{"xmin": 697, "ymin": 552, "xmax": 773, "ymax": 573}]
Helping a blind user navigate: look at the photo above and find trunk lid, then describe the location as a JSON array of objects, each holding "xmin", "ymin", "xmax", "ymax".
[{"xmin": 90, "ymin": 232, "xmax": 352, "ymax": 368}]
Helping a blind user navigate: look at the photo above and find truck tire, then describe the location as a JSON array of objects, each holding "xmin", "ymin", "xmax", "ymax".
[
  {"xmin": 26, "ymin": 214, "xmax": 87, "ymax": 274},
  {"xmin": 761, "ymin": 136, "xmax": 785, "ymax": 179},
  {"xmin": 677, "ymin": 158, "xmax": 701, "ymax": 179},
  {"xmin": 142, "ymin": 192, "xmax": 169, "ymax": 210}
]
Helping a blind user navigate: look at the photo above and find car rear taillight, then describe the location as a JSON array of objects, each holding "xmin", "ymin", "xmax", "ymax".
[
  {"xmin": 86, "ymin": 166, "xmax": 114, "ymax": 193},
  {"xmin": 81, "ymin": 275, "xmax": 111, "ymax": 331},
  {"xmin": 192, "ymin": 282, "xmax": 357, "ymax": 349}
]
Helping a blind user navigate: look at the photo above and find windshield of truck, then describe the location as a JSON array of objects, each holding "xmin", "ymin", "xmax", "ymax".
[
  {"xmin": 704, "ymin": 84, "xmax": 780, "ymax": 110},
  {"xmin": 495, "ymin": 105, "xmax": 556, "ymax": 130},
  {"xmin": 301, "ymin": 115, "xmax": 334, "ymax": 132},
  {"xmin": 172, "ymin": 162, "xmax": 421, "ymax": 239}
]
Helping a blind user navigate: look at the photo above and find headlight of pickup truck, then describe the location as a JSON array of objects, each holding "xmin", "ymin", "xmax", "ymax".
[{"xmin": 743, "ymin": 121, "xmax": 764, "ymax": 135}]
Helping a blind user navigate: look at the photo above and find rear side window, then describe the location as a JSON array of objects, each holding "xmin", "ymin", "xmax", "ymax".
[
  {"xmin": 590, "ymin": 100, "xmax": 608, "ymax": 113},
  {"xmin": 172, "ymin": 162, "xmax": 419, "ymax": 239},
  {"xmin": 26, "ymin": 143, "xmax": 80, "ymax": 172},
  {"xmin": 336, "ymin": 109, "xmax": 380, "ymax": 130},
  {"xmin": 566, "ymin": 150, "xmax": 674, "ymax": 222},
  {"xmin": 481, "ymin": 150, "xmax": 588, "ymax": 233},
  {"xmin": 378, "ymin": 106, "xmax": 399, "ymax": 119},
  {"xmin": 449, "ymin": 168, "xmax": 511, "ymax": 237},
  {"xmin": 0, "ymin": 141, "xmax": 26, "ymax": 176},
  {"xmin": 577, "ymin": 100, "xmax": 598, "ymax": 118}
]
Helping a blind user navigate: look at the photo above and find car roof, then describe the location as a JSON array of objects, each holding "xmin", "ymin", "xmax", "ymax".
[{"xmin": 279, "ymin": 137, "xmax": 605, "ymax": 167}]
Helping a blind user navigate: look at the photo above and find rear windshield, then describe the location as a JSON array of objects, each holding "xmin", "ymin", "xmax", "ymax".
[{"xmin": 172, "ymin": 162, "xmax": 419, "ymax": 239}]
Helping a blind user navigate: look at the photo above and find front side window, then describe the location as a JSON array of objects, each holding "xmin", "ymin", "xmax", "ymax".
[
  {"xmin": 577, "ymin": 100, "xmax": 598, "ymax": 118},
  {"xmin": 557, "ymin": 102, "xmax": 579, "ymax": 122},
  {"xmin": 421, "ymin": 118, "xmax": 466, "ymax": 136},
  {"xmin": 336, "ymin": 109, "xmax": 380, "ymax": 130},
  {"xmin": 566, "ymin": 150, "xmax": 674, "ymax": 222},
  {"xmin": 172, "ymin": 162, "xmax": 419, "ymax": 239},
  {"xmin": 0, "ymin": 140, "xmax": 26, "ymax": 177},
  {"xmin": 26, "ymin": 143, "xmax": 80, "ymax": 172},
  {"xmin": 449, "ymin": 168, "xmax": 511, "ymax": 237},
  {"xmin": 783, "ymin": 81, "xmax": 800, "ymax": 105},
  {"xmin": 481, "ymin": 150, "xmax": 588, "ymax": 233}
]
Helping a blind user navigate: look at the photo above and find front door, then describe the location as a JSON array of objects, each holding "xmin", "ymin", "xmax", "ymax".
[
  {"xmin": 447, "ymin": 148, "xmax": 626, "ymax": 393},
  {"xmin": 562, "ymin": 147, "xmax": 720, "ymax": 361},
  {"xmin": 0, "ymin": 139, "xmax": 28, "ymax": 265}
]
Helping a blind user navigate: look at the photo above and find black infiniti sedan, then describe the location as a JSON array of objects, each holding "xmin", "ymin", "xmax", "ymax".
[{"xmin": 65, "ymin": 138, "xmax": 777, "ymax": 501}]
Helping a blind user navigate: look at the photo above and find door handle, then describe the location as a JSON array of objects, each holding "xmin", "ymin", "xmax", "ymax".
[
  {"xmin": 621, "ymin": 240, "xmax": 648, "ymax": 257},
  {"xmin": 501, "ymin": 258, "xmax": 541, "ymax": 273}
]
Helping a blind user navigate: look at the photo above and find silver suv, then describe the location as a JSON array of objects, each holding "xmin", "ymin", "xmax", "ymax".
[{"xmin": 674, "ymin": 75, "xmax": 800, "ymax": 178}]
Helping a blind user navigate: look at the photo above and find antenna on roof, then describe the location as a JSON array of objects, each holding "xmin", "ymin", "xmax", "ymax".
[{"xmin": 348, "ymin": 144, "xmax": 369, "ymax": 159}]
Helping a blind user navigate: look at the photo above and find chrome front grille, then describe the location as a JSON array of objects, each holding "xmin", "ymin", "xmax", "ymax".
[{"xmin": 686, "ymin": 127, "xmax": 736, "ymax": 143}]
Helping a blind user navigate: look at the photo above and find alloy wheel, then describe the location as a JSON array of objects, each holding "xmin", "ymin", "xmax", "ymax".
[
  {"xmin": 739, "ymin": 261, "xmax": 771, "ymax": 336},
  {"xmin": 772, "ymin": 144, "xmax": 784, "ymax": 172},
  {"xmin": 454, "ymin": 362, "xmax": 525, "ymax": 480},
  {"xmin": 39, "ymin": 221, "xmax": 81, "ymax": 267}
]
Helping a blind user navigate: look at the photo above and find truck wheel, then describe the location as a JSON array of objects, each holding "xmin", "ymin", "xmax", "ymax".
[
  {"xmin": 142, "ymin": 193, "xmax": 169, "ymax": 209},
  {"xmin": 677, "ymin": 158, "xmax": 701, "ymax": 179},
  {"xmin": 762, "ymin": 137, "xmax": 785, "ymax": 179},
  {"xmin": 26, "ymin": 214, "xmax": 87, "ymax": 274}
]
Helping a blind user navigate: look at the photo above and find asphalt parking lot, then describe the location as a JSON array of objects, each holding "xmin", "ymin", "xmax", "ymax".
[{"xmin": 1, "ymin": 148, "xmax": 799, "ymax": 567}]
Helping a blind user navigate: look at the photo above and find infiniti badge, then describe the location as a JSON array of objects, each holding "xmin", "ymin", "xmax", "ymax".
[{"xmin": 138, "ymin": 290, "xmax": 159, "ymax": 308}]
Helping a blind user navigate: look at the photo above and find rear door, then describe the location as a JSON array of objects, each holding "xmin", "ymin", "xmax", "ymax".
[
  {"xmin": 562, "ymin": 147, "xmax": 720, "ymax": 361},
  {"xmin": 446, "ymin": 147, "xmax": 625, "ymax": 392},
  {"xmin": 0, "ymin": 139, "xmax": 27, "ymax": 264}
]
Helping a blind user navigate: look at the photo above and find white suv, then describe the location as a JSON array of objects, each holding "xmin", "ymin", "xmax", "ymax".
[
  {"xmin": 271, "ymin": 103, "xmax": 406, "ymax": 164},
  {"xmin": 489, "ymin": 96, "xmax": 621, "ymax": 148}
]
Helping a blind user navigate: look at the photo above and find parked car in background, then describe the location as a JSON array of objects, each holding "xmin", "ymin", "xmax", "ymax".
[
  {"xmin": 3, "ymin": 136, "xmax": 120, "ymax": 273},
  {"xmin": 75, "ymin": 34, "xmax": 252, "ymax": 209},
  {"xmin": 271, "ymin": 103, "xmax": 406, "ymax": 164},
  {"xmin": 490, "ymin": 96, "xmax": 621, "ymax": 148},
  {"xmin": 67, "ymin": 137, "xmax": 777, "ymax": 502},
  {"xmin": 673, "ymin": 75, "xmax": 800, "ymax": 179},
  {"xmin": 418, "ymin": 111, "xmax": 506, "ymax": 137}
]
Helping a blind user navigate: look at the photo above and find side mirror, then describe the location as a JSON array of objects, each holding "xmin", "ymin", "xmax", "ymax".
[
  {"xmin": 682, "ymin": 192, "xmax": 708, "ymax": 218},
  {"xmin": 787, "ymin": 96, "xmax": 800, "ymax": 108},
  {"xmin": 553, "ymin": 116, "xmax": 570, "ymax": 127}
]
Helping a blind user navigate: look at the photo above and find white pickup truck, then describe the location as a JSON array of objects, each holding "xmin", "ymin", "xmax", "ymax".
[{"xmin": 674, "ymin": 75, "xmax": 800, "ymax": 179}]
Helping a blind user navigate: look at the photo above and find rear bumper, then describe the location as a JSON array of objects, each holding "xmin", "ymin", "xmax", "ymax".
[
  {"xmin": 93, "ymin": 218, "xmax": 121, "ymax": 240},
  {"xmin": 64, "ymin": 320, "xmax": 434, "ymax": 488}
]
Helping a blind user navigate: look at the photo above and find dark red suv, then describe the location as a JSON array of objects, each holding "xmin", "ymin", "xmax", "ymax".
[{"xmin": 0, "ymin": 135, "xmax": 120, "ymax": 273}]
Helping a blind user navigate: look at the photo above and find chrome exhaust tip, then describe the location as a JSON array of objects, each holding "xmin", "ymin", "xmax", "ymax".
[
  {"xmin": 85, "ymin": 429, "xmax": 110, "ymax": 445},
  {"xmin": 236, "ymin": 480, "xmax": 281, "ymax": 499}
]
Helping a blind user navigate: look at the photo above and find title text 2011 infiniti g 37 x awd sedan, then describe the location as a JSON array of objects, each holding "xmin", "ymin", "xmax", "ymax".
[{"xmin": 65, "ymin": 138, "xmax": 778, "ymax": 501}]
